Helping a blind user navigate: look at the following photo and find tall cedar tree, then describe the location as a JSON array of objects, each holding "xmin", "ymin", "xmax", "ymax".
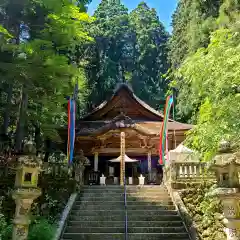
[
  {"xmin": 169, "ymin": 0, "xmax": 222, "ymax": 68},
  {"xmin": 0, "ymin": 0, "xmax": 93, "ymax": 153},
  {"xmin": 86, "ymin": 1, "xmax": 169, "ymax": 110},
  {"xmin": 85, "ymin": 0, "xmax": 133, "ymax": 108},
  {"xmin": 129, "ymin": 2, "xmax": 169, "ymax": 109}
]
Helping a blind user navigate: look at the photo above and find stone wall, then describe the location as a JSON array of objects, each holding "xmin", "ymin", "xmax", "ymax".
[{"xmin": 181, "ymin": 182, "xmax": 225, "ymax": 240}]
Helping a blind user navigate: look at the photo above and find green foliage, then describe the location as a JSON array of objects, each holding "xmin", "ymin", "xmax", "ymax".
[
  {"xmin": 0, "ymin": 0, "xmax": 93, "ymax": 151},
  {"xmin": 170, "ymin": 0, "xmax": 240, "ymax": 159},
  {"xmin": 0, "ymin": 204, "xmax": 56, "ymax": 240},
  {"xmin": 0, "ymin": 25, "xmax": 12, "ymax": 40},
  {"xmin": 1, "ymin": 225, "xmax": 12, "ymax": 240},
  {"xmin": 32, "ymin": 174, "xmax": 76, "ymax": 223},
  {"xmin": 181, "ymin": 182, "xmax": 225, "ymax": 240},
  {"xmin": 0, "ymin": 198, "xmax": 7, "ymax": 240},
  {"xmin": 85, "ymin": 1, "xmax": 169, "ymax": 108},
  {"xmin": 177, "ymin": 26, "xmax": 240, "ymax": 159},
  {"xmin": 0, "ymin": 196, "xmax": 12, "ymax": 240},
  {"xmin": 28, "ymin": 218, "xmax": 56, "ymax": 240},
  {"xmin": 169, "ymin": 0, "xmax": 222, "ymax": 68},
  {"xmin": 86, "ymin": 0, "xmax": 132, "ymax": 105},
  {"xmin": 129, "ymin": 2, "xmax": 169, "ymax": 109}
]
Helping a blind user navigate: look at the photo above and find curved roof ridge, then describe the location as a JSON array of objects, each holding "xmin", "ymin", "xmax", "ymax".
[{"xmin": 81, "ymin": 83, "xmax": 164, "ymax": 120}]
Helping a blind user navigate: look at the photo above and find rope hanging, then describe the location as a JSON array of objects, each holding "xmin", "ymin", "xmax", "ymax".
[
  {"xmin": 67, "ymin": 97, "xmax": 76, "ymax": 164},
  {"xmin": 159, "ymin": 95, "xmax": 174, "ymax": 165}
]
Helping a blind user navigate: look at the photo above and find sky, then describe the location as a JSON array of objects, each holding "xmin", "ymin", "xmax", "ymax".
[{"xmin": 87, "ymin": 0, "xmax": 178, "ymax": 32}]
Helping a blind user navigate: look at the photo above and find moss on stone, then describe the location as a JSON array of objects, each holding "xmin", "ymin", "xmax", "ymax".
[{"xmin": 181, "ymin": 181, "xmax": 226, "ymax": 240}]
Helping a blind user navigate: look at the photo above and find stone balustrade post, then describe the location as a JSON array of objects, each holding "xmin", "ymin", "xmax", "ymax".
[
  {"xmin": 163, "ymin": 161, "xmax": 178, "ymax": 188},
  {"xmin": 74, "ymin": 150, "xmax": 90, "ymax": 190},
  {"xmin": 209, "ymin": 141, "xmax": 240, "ymax": 240}
]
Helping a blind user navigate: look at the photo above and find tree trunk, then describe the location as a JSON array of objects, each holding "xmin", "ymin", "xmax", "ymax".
[
  {"xmin": 35, "ymin": 123, "xmax": 41, "ymax": 156},
  {"xmin": 2, "ymin": 84, "xmax": 13, "ymax": 135},
  {"xmin": 43, "ymin": 138, "xmax": 51, "ymax": 162},
  {"xmin": 15, "ymin": 86, "xmax": 28, "ymax": 153}
]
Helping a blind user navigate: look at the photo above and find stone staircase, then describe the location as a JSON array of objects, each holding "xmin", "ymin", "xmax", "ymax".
[{"xmin": 61, "ymin": 185, "xmax": 190, "ymax": 240}]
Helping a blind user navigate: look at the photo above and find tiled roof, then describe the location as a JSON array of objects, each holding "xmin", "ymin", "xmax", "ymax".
[
  {"xmin": 137, "ymin": 122, "xmax": 193, "ymax": 132},
  {"xmin": 81, "ymin": 83, "xmax": 164, "ymax": 121},
  {"xmin": 76, "ymin": 120, "xmax": 193, "ymax": 136}
]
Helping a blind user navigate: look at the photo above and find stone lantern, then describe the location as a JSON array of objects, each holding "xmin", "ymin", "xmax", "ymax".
[
  {"xmin": 12, "ymin": 140, "xmax": 42, "ymax": 240},
  {"xmin": 209, "ymin": 140, "xmax": 240, "ymax": 240},
  {"xmin": 73, "ymin": 150, "xmax": 90, "ymax": 190}
]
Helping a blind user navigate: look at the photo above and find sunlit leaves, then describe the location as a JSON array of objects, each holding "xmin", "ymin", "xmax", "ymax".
[
  {"xmin": 0, "ymin": 25, "xmax": 13, "ymax": 40},
  {"xmin": 177, "ymin": 26, "xmax": 240, "ymax": 160}
]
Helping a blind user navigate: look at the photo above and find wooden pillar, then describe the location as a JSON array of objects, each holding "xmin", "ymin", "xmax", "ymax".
[
  {"xmin": 148, "ymin": 151, "xmax": 152, "ymax": 181},
  {"xmin": 120, "ymin": 132, "xmax": 125, "ymax": 186},
  {"xmin": 94, "ymin": 152, "xmax": 98, "ymax": 172}
]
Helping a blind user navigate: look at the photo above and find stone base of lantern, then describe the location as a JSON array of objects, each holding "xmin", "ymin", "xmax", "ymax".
[
  {"xmin": 213, "ymin": 188, "xmax": 240, "ymax": 240},
  {"xmin": 12, "ymin": 188, "xmax": 41, "ymax": 240},
  {"xmin": 12, "ymin": 217, "xmax": 31, "ymax": 240},
  {"xmin": 224, "ymin": 219, "xmax": 240, "ymax": 240}
]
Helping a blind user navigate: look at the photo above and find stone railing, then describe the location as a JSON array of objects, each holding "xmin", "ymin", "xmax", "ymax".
[
  {"xmin": 163, "ymin": 151, "xmax": 210, "ymax": 239},
  {"xmin": 164, "ymin": 160, "xmax": 215, "ymax": 189},
  {"xmin": 165, "ymin": 142, "xmax": 240, "ymax": 240},
  {"xmin": 175, "ymin": 162, "xmax": 212, "ymax": 180},
  {"xmin": 0, "ymin": 161, "xmax": 73, "ymax": 178},
  {"xmin": 42, "ymin": 162, "xmax": 73, "ymax": 177}
]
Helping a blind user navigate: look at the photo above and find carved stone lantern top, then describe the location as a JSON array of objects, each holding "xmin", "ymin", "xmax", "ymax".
[
  {"xmin": 74, "ymin": 150, "xmax": 90, "ymax": 166},
  {"xmin": 23, "ymin": 140, "xmax": 36, "ymax": 155},
  {"xmin": 212, "ymin": 141, "xmax": 240, "ymax": 167},
  {"xmin": 209, "ymin": 141, "xmax": 240, "ymax": 188},
  {"xmin": 11, "ymin": 140, "xmax": 43, "ymax": 191},
  {"xmin": 17, "ymin": 140, "xmax": 42, "ymax": 168}
]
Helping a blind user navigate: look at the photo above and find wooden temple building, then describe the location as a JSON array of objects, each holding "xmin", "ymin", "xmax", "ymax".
[{"xmin": 74, "ymin": 83, "xmax": 192, "ymax": 185}]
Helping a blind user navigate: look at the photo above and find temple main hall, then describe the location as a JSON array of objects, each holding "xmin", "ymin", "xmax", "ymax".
[{"xmin": 74, "ymin": 83, "xmax": 192, "ymax": 185}]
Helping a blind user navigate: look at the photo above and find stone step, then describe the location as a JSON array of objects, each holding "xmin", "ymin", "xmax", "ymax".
[
  {"xmin": 62, "ymin": 232, "xmax": 190, "ymax": 240},
  {"xmin": 76, "ymin": 199, "xmax": 173, "ymax": 206},
  {"xmin": 76, "ymin": 200, "xmax": 175, "ymax": 205},
  {"xmin": 69, "ymin": 214, "xmax": 182, "ymax": 221},
  {"xmin": 82, "ymin": 185, "xmax": 167, "ymax": 189},
  {"xmin": 82, "ymin": 188, "xmax": 168, "ymax": 193},
  {"xmin": 81, "ymin": 190, "xmax": 169, "ymax": 195},
  {"xmin": 65, "ymin": 226, "xmax": 187, "ymax": 234},
  {"xmin": 74, "ymin": 204, "xmax": 176, "ymax": 211},
  {"xmin": 71, "ymin": 209, "xmax": 178, "ymax": 217},
  {"xmin": 68, "ymin": 220, "xmax": 185, "ymax": 228},
  {"xmin": 80, "ymin": 195, "xmax": 172, "ymax": 201},
  {"xmin": 82, "ymin": 185, "xmax": 123, "ymax": 188},
  {"xmin": 62, "ymin": 186, "xmax": 190, "ymax": 240}
]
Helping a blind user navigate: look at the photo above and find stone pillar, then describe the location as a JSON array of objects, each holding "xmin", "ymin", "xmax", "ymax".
[
  {"xmin": 209, "ymin": 141, "xmax": 240, "ymax": 240},
  {"xmin": 94, "ymin": 152, "xmax": 98, "ymax": 172},
  {"xmin": 120, "ymin": 132, "xmax": 125, "ymax": 186},
  {"xmin": 109, "ymin": 166, "xmax": 114, "ymax": 177},
  {"xmin": 221, "ymin": 194, "xmax": 240, "ymax": 240},
  {"xmin": 12, "ymin": 141, "xmax": 42, "ymax": 240},
  {"xmin": 74, "ymin": 150, "xmax": 90, "ymax": 189},
  {"xmin": 147, "ymin": 151, "xmax": 152, "ymax": 181}
]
